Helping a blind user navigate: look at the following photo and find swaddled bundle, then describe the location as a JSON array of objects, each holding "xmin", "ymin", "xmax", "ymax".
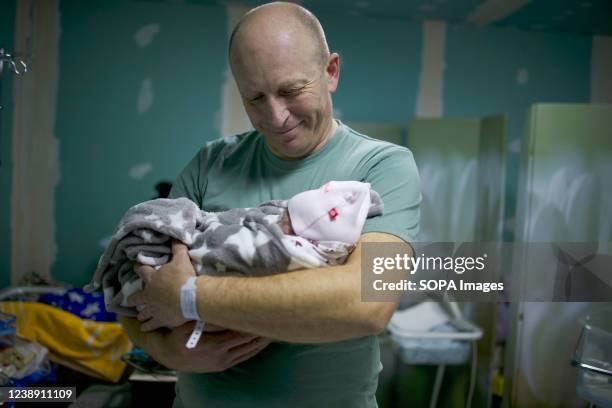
[{"xmin": 85, "ymin": 181, "xmax": 384, "ymax": 320}]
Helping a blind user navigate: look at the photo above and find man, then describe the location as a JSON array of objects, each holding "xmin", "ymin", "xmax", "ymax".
[{"xmin": 120, "ymin": 2, "xmax": 420, "ymax": 407}]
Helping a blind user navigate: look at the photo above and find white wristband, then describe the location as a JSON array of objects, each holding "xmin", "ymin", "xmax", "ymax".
[
  {"xmin": 186, "ymin": 320, "xmax": 206, "ymax": 349},
  {"xmin": 181, "ymin": 277, "xmax": 206, "ymax": 349},
  {"xmin": 180, "ymin": 277, "xmax": 201, "ymax": 320}
]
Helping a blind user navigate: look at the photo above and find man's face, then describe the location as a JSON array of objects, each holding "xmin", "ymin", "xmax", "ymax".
[{"xmin": 231, "ymin": 32, "xmax": 339, "ymax": 160}]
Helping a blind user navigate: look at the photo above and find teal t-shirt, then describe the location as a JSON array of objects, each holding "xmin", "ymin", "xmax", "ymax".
[{"xmin": 169, "ymin": 121, "xmax": 421, "ymax": 407}]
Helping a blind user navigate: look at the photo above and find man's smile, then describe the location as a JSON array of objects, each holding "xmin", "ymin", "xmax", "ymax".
[{"xmin": 274, "ymin": 122, "xmax": 302, "ymax": 135}]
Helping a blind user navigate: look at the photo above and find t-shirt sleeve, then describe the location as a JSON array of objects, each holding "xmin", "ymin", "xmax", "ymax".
[
  {"xmin": 362, "ymin": 146, "xmax": 421, "ymax": 244},
  {"xmin": 169, "ymin": 149, "xmax": 204, "ymax": 203},
  {"xmin": 169, "ymin": 138, "xmax": 227, "ymax": 204}
]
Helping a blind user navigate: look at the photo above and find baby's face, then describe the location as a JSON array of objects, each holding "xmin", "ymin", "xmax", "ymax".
[{"xmin": 279, "ymin": 210, "xmax": 295, "ymax": 235}]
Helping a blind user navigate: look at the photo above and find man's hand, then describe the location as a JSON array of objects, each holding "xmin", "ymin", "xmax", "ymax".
[
  {"xmin": 127, "ymin": 240, "xmax": 195, "ymax": 331},
  {"xmin": 120, "ymin": 317, "xmax": 271, "ymax": 373},
  {"xmin": 151, "ymin": 322, "xmax": 272, "ymax": 373}
]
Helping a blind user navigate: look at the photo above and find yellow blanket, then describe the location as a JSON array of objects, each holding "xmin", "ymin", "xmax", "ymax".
[{"xmin": 0, "ymin": 301, "xmax": 132, "ymax": 382}]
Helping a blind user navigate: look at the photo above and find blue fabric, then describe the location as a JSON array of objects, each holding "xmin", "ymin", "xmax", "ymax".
[{"xmin": 38, "ymin": 288, "xmax": 116, "ymax": 322}]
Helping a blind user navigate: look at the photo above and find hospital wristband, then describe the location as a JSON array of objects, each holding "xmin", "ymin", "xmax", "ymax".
[
  {"xmin": 180, "ymin": 276, "xmax": 201, "ymax": 321},
  {"xmin": 181, "ymin": 277, "xmax": 206, "ymax": 349},
  {"xmin": 186, "ymin": 320, "xmax": 206, "ymax": 349}
]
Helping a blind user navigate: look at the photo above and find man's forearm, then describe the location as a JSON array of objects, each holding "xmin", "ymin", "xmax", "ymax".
[{"xmin": 195, "ymin": 232, "xmax": 409, "ymax": 343}]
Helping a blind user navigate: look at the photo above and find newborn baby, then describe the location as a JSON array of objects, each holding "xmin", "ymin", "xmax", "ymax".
[
  {"xmin": 86, "ymin": 181, "xmax": 383, "ymax": 345},
  {"xmin": 280, "ymin": 180, "xmax": 379, "ymax": 243}
]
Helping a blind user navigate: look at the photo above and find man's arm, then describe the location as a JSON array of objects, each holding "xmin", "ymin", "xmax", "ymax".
[
  {"xmin": 130, "ymin": 232, "xmax": 412, "ymax": 343},
  {"xmin": 195, "ymin": 232, "xmax": 411, "ymax": 343}
]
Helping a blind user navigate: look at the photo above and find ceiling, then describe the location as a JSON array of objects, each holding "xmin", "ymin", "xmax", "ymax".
[{"xmin": 168, "ymin": 0, "xmax": 612, "ymax": 36}]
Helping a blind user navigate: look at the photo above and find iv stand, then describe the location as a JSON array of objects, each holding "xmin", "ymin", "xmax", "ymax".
[{"xmin": 0, "ymin": 47, "xmax": 28, "ymax": 168}]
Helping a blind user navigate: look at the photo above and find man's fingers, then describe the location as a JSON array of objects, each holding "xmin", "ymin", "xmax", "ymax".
[
  {"xmin": 126, "ymin": 292, "xmax": 146, "ymax": 307},
  {"xmin": 203, "ymin": 323, "xmax": 227, "ymax": 332},
  {"xmin": 227, "ymin": 336, "xmax": 270, "ymax": 356},
  {"xmin": 231, "ymin": 343, "xmax": 269, "ymax": 366},
  {"xmin": 228, "ymin": 337, "xmax": 271, "ymax": 365},
  {"xmin": 178, "ymin": 321, "xmax": 197, "ymax": 333},
  {"xmin": 141, "ymin": 318, "xmax": 163, "ymax": 332},
  {"xmin": 136, "ymin": 309, "xmax": 151, "ymax": 322},
  {"xmin": 171, "ymin": 240, "xmax": 190, "ymax": 261},
  {"xmin": 216, "ymin": 331, "xmax": 259, "ymax": 350},
  {"xmin": 134, "ymin": 263, "xmax": 155, "ymax": 283}
]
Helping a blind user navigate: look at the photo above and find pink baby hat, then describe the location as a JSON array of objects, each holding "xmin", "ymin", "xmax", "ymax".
[{"xmin": 287, "ymin": 181, "xmax": 372, "ymax": 244}]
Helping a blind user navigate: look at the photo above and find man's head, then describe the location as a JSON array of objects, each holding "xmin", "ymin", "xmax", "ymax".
[{"xmin": 229, "ymin": 2, "xmax": 340, "ymax": 160}]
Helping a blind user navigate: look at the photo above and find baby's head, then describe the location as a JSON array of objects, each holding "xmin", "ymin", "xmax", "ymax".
[{"xmin": 283, "ymin": 181, "xmax": 373, "ymax": 244}]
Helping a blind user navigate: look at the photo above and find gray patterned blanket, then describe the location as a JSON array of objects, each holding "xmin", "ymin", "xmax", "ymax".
[{"xmin": 85, "ymin": 194, "xmax": 382, "ymax": 317}]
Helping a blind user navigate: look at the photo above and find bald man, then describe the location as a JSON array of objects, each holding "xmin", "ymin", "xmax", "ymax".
[{"xmin": 120, "ymin": 2, "xmax": 421, "ymax": 407}]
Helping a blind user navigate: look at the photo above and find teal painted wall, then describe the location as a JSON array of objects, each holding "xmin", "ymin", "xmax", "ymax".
[
  {"xmin": 0, "ymin": 0, "xmax": 17, "ymax": 289},
  {"xmin": 319, "ymin": 13, "xmax": 422, "ymax": 123},
  {"xmin": 443, "ymin": 25, "xmax": 591, "ymax": 239},
  {"xmin": 53, "ymin": 0, "xmax": 228, "ymax": 285}
]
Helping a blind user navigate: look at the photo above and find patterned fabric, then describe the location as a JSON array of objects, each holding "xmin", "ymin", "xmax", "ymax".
[
  {"xmin": 38, "ymin": 288, "xmax": 116, "ymax": 322},
  {"xmin": 85, "ymin": 195, "xmax": 382, "ymax": 319}
]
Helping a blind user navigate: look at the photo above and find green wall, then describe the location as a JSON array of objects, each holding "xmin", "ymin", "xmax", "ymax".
[
  {"xmin": 319, "ymin": 12, "xmax": 422, "ymax": 123},
  {"xmin": 0, "ymin": 0, "xmax": 17, "ymax": 288},
  {"xmin": 53, "ymin": 0, "xmax": 228, "ymax": 285}
]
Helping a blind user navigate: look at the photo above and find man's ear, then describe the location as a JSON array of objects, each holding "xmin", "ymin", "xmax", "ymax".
[{"xmin": 326, "ymin": 53, "xmax": 340, "ymax": 93}]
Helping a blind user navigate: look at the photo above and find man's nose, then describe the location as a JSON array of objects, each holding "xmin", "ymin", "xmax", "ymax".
[{"xmin": 265, "ymin": 97, "xmax": 289, "ymax": 128}]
